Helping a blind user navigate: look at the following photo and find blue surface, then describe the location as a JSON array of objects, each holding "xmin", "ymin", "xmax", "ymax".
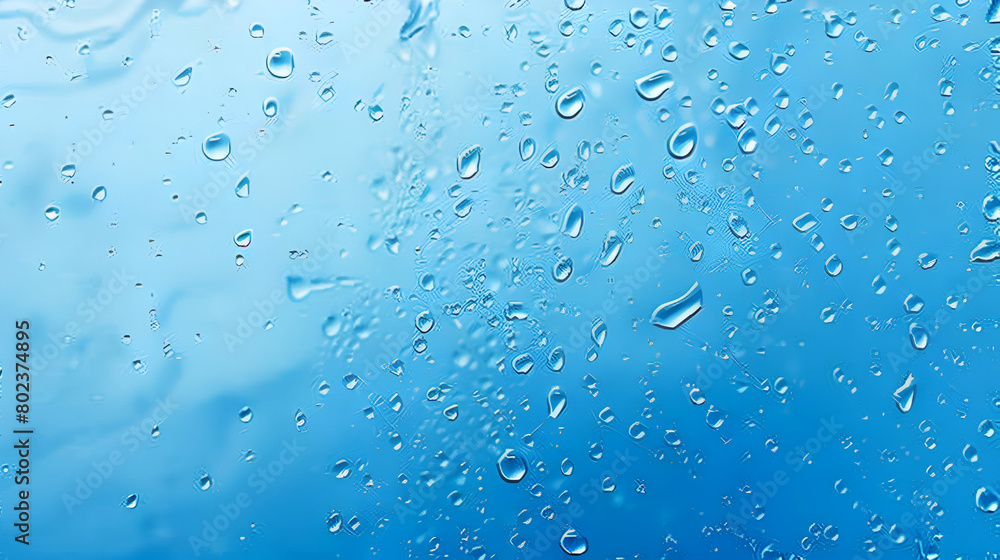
[{"xmin": 1, "ymin": 0, "xmax": 1000, "ymax": 558}]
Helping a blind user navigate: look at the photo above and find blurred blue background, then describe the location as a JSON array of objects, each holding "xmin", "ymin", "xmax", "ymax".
[{"xmin": 1, "ymin": 0, "xmax": 1000, "ymax": 558}]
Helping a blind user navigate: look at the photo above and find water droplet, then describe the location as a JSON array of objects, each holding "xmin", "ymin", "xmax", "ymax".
[
  {"xmin": 547, "ymin": 387, "xmax": 567, "ymax": 418},
  {"xmin": 976, "ymin": 487, "xmax": 999, "ymax": 513},
  {"xmin": 792, "ymin": 212, "xmax": 818, "ymax": 232},
  {"xmin": 737, "ymin": 127, "xmax": 758, "ymax": 153},
  {"xmin": 706, "ymin": 405, "xmax": 727, "ymax": 429},
  {"xmin": 202, "ymin": 133, "xmax": 231, "ymax": 161},
  {"xmin": 235, "ymin": 173, "xmax": 250, "ymax": 198},
  {"xmin": 909, "ymin": 323, "xmax": 929, "ymax": 350},
  {"xmin": 173, "ymin": 67, "xmax": 192, "ymax": 87},
  {"xmin": 651, "ymin": 282, "xmax": 703, "ymax": 330},
  {"xmin": 122, "ymin": 493, "xmax": 138, "ymax": 509},
  {"xmin": 824, "ymin": 254, "xmax": 843, "ymax": 276},
  {"xmin": 598, "ymin": 231, "xmax": 623, "ymax": 266},
  {"xmin": 559, "ymin": 528, "xmax": 589, "ymax": 556},
  {"xmin": 262, "ymin": 97, "xmax": 278, "ymax": 118},
  {"xmin": 234, "ymin": 229, "xmax": 252, "ymax": 248},
  {"xmin": 457, "ymin": 144, "xmax": 482, "ymax": 179},
  {"xmin": 561, "ymin": 204, "xmax": 584, "ymax": 238},
  {"xmin": 195, "ymin": 472, "xmax": 213, "ymax": 491},
  {"xmin": 44, "ymin": 205, "xmax": 60, "ymax": 221},
  {"xmin": 983, "ymin": 194, "xmax": 1000, "ymax": 221},
  {"xmin": 553, "ymin": 255, "xmax": 573, "ymax": 283},
  {"xmin": 668, "ymin": 123, "xmax": 697, "ymax": 159},
  {"xmin": 547, "ymin": 346, "xmax": 566, "ymax": 372},
  {"xmin": 497, "ymin": 449, "xmax": 527, "ymax": 483},
  {"xmin": 728, "ymin": 41, "xmax": 750, "ymax": 60},
  {"xmin": 634, "ymin": 70, "xmax": 674, "ymax": 100},
  {"xmin": 519, "ymin": 137, "xmax": 536, "ymax": 161},
  {"xmin": 249, "ymin": 22, "xmax": 264, "ymax": 38},
  {"xmin": 893, "ymin": 373, "xmax": 916, "ymax": 413},
  {"xmin": 728, "ymin": 213, "xmax": 749, "ymax": 238},
  {"xmin": 92, "ymin": 186, "xmax": 107, "ymax": 201},
  {"xmin": 825, "ymin": 13, "xmax": 844, "ymax": 38},
  {"xmin": 903, "ymin": 294, "xmax": 924, "ymax": 313},
  {"xmin": 326, "ymin": 512, "xmax": 343, "ymax": 533},
  {"xmin": 971, "ymin": 239, "xmax": 1000, "ymax": 263},
  {"xmin": 265, "ymin": 48, "xmax": 294, "ymax": 79},
  {"xmin": 556, "ymin": 87, "xmax": 585, "ymax": 118},
  {"xmin": 610, "ymin": 164, "xmax": 635, "ymax": 194},
  {"xmin": 60, "ymin": 163, "xmax": 76, "ymax": 179}
]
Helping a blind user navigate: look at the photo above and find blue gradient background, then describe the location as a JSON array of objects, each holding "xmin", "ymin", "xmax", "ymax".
[{"xmin": 1, "ymin": 0, "xmax": 1000, "ymax": 558}]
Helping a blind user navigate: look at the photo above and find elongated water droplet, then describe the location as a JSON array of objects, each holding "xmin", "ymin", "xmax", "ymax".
[
  {"xmin": 909, "ymin": 323, "xmax": 929, "ymax": 350},
  {"xmin": 971, "ymin": 239, "xmax": 1000, "ymax": 263},
  {"xmin": 457, "ymin": 144, "xmax": 482, "ymax": 179},
  {"xmin": 610, "ymin": 164, "xmax": 635, "ymax": 194},
  {"xmin": 651, "ymin": 282, "xmax": 702, "ymax": 330},
  {"xmin": 561, "ymin": 204, "xmax": 584, "ymax": 237},
  {"xmin": 262, "ymin": 96, "xmax": 278, "ymax": 117},
  {"xmin": 598, "ymin": 231, "xmax": 623, "ymax": 266},
  {"xmin": 634, "ymin": 70, "xmax": 674, "ymax": 100},
  {"xmin": 547, "ymin": 387, "xmax": 567, "ymax": 418},
  {"xmin": 234, "ymin": 229, "xmax": 252, "ymax": 248},
  {"xmin": 893, "ymin": 373, "xmax": 916, "ymax": 413}
]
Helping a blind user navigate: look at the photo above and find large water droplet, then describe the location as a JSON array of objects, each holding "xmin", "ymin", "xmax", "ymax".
[
  {"xmin": 262, "ymin": 96, "xmax": 278, "ymax": 118},
  {"xmin": 909, "ymin": 323, "xmax": 929, "ymax": 350},
  {"xmin": 457, "ymin": 144, "xmax": 482, "ymax": 179},
  {"xmin": 971, "ymin": 239, "xmax": 1000, "ymax": 263},
  {"xmin": 651, "ymin": 282, "xmax": 702, "ymax": 330},
  {"xmin": 497, "ymin": 449, "xmax": 527, "ymax": 483},
  {"xmin": 634, "ymin": 70, "xmax": 674, "ymax": 100},
  {"xmin": 235, "ymin": 173, "xmax": 250, "ymax": 198},
  {"xmin": 598, "ymin": 231, "xmax": 623, "ymax": 266},
  {"xmin": 559, "ymin": 528, "xmax": 589, "ymax": 556},
  {"xmin": 792, "ymin": 212, "xmax": 818, "ymax": 232},
  {"xmin": 610, "ymin": 164, "xmax": 635, "ymax": 194},
  {"xmin": 976, "ymin": 487, "xmax": 999, "ymax": 513},
  {"xmin": 668, "ymin": 123, "xmax": 697, "ymax": 159},
  {"xmin": 547, "ymin": 387, "xmax": 567, "ymax": 418},
  {"xmin": 547, "ymin": 346, "xmax": 565, "ymax": 372},
  {"xmin": 561, "ymin": 204, "xmax": 584, "ymax": 237},
  {"xmin": 824, "ymin": 254, "xmax": 843, "ymax": 276},
  {"xmin": 265, "ymin": 48, "xmax": 294, "ymax": 79},
  {"xmin": 556, "ymin": 87, "xmax": 586, "ymax": 118},
  {"xmin": 893, "ymin": 373, "xmax": 916, "ymax": 413},
  {"xmin": 553, "ymin": 255, "xmax": 574, "ymax": 283},
  {"xmin": 234, "ymin": 229, "xmax": 252, "ymax": 248},
  {"xmin": 202, "ymin": 133, "xmax": 231, "ymax": 161}
]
